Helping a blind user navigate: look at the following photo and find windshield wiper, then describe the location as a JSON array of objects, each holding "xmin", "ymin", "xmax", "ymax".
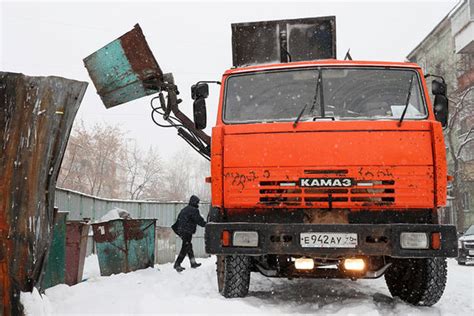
[
  {"xmin": 293, "ymin": 104, "xmax": 308, "ymax": 128},
  {"xmin": 309, "ymin": 68, "xmax": 325, "ymax": 117},
  {"xmin": 398, "ymin": 73, "xmax": 415, "ymax": 126},
  {"xmin": 309, "ymin": 70, "xmax": 321, "ymax": 114},
  {"xmin": 319, "ymin": 69, "xmax": 325, "ymax": 117}
]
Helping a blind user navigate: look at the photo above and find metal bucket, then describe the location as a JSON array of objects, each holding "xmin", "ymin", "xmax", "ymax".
[
  {"xmin": 92, "ymin": 219, "xmax": 156, "ymax": 276},
  {"xmin": 83, "ymin": 24, "xmax": 163, "ymax": 108}
]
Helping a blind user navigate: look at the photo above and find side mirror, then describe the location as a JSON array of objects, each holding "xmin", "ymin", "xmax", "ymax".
[
  {"xmin": 193, "ymin": 98, "xmax": 207, "ymax": 130},
  {"xmin": 432, "ymin": 79, "xmax": 447, "ymax": 95},
  {"xmin": 434, "ymin": 94, "xmax": 448, "ymax": 127},
  {"xmin": 191, "ymin": 83, "xmax": 209, "ymax": 100}
]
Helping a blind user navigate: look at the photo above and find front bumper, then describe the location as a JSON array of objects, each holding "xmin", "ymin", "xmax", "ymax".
[
  {"xmin": 205, "ymin": 223, "xmax": 458, "ymax": 258},
  {"xmin": 458, "ymin": 247, "xmax": 474, "ymax": 262}
]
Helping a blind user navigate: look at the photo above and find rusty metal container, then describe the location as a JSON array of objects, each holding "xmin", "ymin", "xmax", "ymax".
[
  {"xmin": 154, "ymin": 227, "xmax": 176, "ymax": 264},
  {"xmin": 65, "ymin": 220, "xmax": 90, "ymax": 286},
  {"xmin": 0, "ymin": 72, "xmax": 87, "ymax": 315},
  {"xmin": 83, "ymin": 24, "xmax": 163, "ymax": 108},
  {"xmin": 232, "ymin": 16, "xmax": 336, "ymax": 67},
  {"xmin": 40, "ymin": 211, "xmax": 68, "ymax": 290},
  {"xmin": 92, "ymin": 219, "xmax": 156, "ymax": 276}
]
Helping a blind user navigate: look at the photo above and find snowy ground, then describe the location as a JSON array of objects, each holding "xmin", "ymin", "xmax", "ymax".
[{"xmin": 22, "ymin": 256, "xmax": 473, "ymax": 315}]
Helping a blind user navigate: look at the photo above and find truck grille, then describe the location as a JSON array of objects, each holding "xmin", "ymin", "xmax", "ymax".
[
  {"xmin": 258, "ymin": 170, "xmax": 396, "ymax": 207},
  {"xmin": 224, "ymin": 166, "xmax": 434, "ymax": 209},
  {"xmin": 464, "ymin": 242, "xmax": 474, "ymax": 249}
]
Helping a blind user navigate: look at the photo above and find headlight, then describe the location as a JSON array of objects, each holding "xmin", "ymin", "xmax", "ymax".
[
  {"xmin": 343, "ymin": 258, "xmax": 366, "ymax": 272},
  {"xmin": 233, "ymin": 231, "xmax": 259, "ymax": 247},
  {"xmin": 400, "ymin": 232, "xmax": 429, "ymax": 249},
  {"xmin": 458, "ymin": 240, "xmax": 463, "ymax": 249},
  {"xmin": 294, "ymin": 258, "xmax": 314, "ymax": 270}
]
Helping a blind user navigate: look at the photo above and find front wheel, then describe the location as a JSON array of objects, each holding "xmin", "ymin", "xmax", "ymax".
[
  {"xmin": 216, "ymin": 255, "xmax": 251, "ymax": 298},
  {"xmin": 385, "ymin": 258, "xmax": 447, "ymax": 306}
]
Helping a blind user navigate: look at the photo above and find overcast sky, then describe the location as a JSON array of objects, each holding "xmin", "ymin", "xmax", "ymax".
[{"xmin": 1, "ymin": 0, "xmax": 459, "ymax": 159}]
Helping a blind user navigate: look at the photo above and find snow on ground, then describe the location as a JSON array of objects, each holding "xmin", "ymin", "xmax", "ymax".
[{"xmin": 22, "ymin": 256, "xmax": 474, "ymax": 315}]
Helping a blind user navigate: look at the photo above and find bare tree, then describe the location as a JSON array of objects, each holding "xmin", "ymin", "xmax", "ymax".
[
  {"xmin": 188, "ymin": 158, "xmax": 211, "ymax": 201},
  {"xmin": 123, "ymin": 143, "xmax": 163, "ymax": 200},
  {"xmin": 59, "ymin": 121, "xmax": 125, "ymax": 198},
  {"xmin": 445, "ymin": 86, "xmax": 474, "ymax": 229},
  {"xmin": 59, "ymin": 124, "xmax": 211, "ymax": 202},
  {"xmin": 159, "ymin": 148, "xmax": 192, "ymax": 201}
]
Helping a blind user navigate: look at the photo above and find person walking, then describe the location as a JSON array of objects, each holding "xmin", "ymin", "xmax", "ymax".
[{"xmin": 171, "ymin": 195, "xmax": 207, "ymax": 272}]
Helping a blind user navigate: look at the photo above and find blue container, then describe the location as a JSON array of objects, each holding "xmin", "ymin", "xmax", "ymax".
[
  {"xmin": 83, "ymin": 24, "xmax": 163, "ymax": 108},
  {"xmin": 92, "ymin": 219, "xmax": 156, "ymax": 276}
]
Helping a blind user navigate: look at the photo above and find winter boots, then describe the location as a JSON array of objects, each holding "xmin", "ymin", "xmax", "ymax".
[
  {"xmin": 190, "ymin": 257, "xmax": 201, "ymax": 268},
  {"xmin": 174, "ymin": 253, "xmax": 200, "ymax": 271},
  {"xmin": 173, "ymin": 260, "xmax": 200, "ymax": 271},
  {"xmin": 174, "ymin": 262, "xmax": 185, "ymax": 272}
]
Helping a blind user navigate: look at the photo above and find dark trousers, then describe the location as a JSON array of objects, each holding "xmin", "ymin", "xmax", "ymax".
[{"xmin": 175, "ymin": 233, "xmax": 195, "ymax": 266}]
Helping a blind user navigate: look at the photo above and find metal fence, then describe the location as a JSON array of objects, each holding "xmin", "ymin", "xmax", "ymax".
[{"xmin": 54, "ymin": 188, "xmax": 210, "ymax": 260}]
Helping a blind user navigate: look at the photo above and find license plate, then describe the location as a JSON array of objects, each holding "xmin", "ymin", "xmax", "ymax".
[
  {"xmin": 300, "ymin": 233, "xmax": 358, "ymax": 248},
  {"xmin": 469, "ymin": 250, "xmax": 474, "ymax": 256}
]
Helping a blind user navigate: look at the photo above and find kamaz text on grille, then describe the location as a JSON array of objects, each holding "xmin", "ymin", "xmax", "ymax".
[{"xmin": 299, "ymin": 178, "xmax": 353, "ymax": 187}]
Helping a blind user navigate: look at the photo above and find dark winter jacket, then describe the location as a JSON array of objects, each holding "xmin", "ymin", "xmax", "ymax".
[{"xmin": 172, "ymin": 195, "xmax": 206, "ymax": 236}]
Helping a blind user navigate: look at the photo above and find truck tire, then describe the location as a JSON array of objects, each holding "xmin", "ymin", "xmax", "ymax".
[
  {"xmin": 216, "ymin": 255, "xmax": 251, "ymax": 298},
  {"xmin": 385, "ymin": 258, "xmax": 447, "ymax": 306}
]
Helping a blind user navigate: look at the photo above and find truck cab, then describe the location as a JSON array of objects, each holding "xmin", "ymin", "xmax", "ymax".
[{"xmin": 205, "ymin": 59, "xmax": 457, "ymax": 306}]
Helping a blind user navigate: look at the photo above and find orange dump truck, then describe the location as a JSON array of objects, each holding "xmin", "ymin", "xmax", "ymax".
[
  {"xmin": 204, "ymin": 58, "xmax": 457, "ymax": 306},
  {"xmin": 84, "ymin": 17, "xmax": 457, "ymax": 307}
]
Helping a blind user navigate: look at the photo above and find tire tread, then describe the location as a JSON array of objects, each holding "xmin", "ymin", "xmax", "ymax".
[
  {"xmin": 219, "ymin": 255, "xmax": 251, "ymax": 298},
  {"xmin": 385, "ymin": 258, "xmax": 447, "ymax": 306}
]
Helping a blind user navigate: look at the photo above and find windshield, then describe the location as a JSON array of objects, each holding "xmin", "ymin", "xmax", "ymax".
[
  {"xmin": 224, "ymin": 68, "xmax": 426, "ymax": 123},
  {"xmin": 465, "ymin": 225, "xmax": 474, "ymax": 236}
]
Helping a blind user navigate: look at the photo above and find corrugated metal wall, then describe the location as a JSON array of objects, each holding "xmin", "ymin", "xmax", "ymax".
[{"xmin": 55, "ymin": 188, "xmax": 210, "ymax": 259}]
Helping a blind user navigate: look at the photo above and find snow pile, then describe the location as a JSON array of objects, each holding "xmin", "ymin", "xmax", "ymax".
[
  {"xmin": 97, "ymin": 207, "xmax": 131, "ymax": 223},
  {"xmin": 21, "ymin": 257, "xmax": 474, "ymax": 315},
  {"xmin": 20, "ymin": 288, "xmax": 52, "ymax": 316},
  {"xmin": 81, "ymin": 254, "xmax": 101, "ymax": 280}
]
